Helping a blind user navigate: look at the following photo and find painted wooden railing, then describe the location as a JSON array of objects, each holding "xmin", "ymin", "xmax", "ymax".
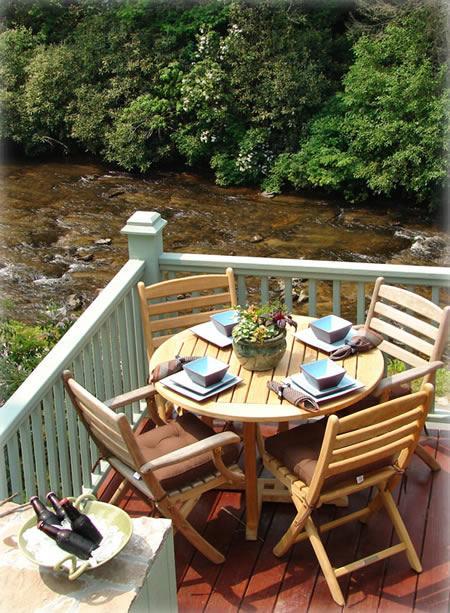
[
  {"xmin": 0, "ymin": 211, "xmax": 448, "ymax": 502},
  {"xmin": 0, "ymin": 259, "xmax": 147, "ymax": 501}
]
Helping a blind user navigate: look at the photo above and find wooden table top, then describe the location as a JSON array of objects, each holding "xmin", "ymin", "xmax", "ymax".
[{"xmin": 150, "ymin": 316, "xmax": 385, "ymax": 423}]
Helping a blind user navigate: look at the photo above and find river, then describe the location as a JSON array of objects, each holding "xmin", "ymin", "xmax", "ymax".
[{"xmin": 1, "ymin": 158, "xmax": 448, "ymax": 323}]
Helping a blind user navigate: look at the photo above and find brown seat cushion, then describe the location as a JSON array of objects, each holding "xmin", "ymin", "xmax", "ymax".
[
  {"xmin": 265, "ymin": 418, "xmax": 392, "ymax": 490},
  {"xmin": 136, "ymin": 413, "xmax": 240, "ymax": 492}
]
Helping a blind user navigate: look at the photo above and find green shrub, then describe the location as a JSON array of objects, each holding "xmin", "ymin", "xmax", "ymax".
[
  {"xmin": 0, "ymin": 318, "xmax": 66, "ymax": 405},
  {"xmin": 266, "ymin": 8, "xmax": 449, "ymax": 206}
]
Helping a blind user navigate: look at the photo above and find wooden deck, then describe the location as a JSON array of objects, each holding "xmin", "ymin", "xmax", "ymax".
[{"xmin": 99, "ymin": 426, "xmax": 449, "ymax": 612}]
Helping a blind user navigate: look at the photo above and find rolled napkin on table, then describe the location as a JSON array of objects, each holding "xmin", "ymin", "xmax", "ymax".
[
  {"xmin": 267, "ymin": 381, "xmax": 320, "ymax": 412},
  {"xmin": 149, "ymin": 355, "xmax": 201, "ymax": 382},
  {"xmin": 329, "ymin": 327, "xmax": 384, "ymax": 361}
]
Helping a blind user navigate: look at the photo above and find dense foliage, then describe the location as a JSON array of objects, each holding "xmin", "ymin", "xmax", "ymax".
[
  {"xmin": 1, "ymin": 0, "xmax": 448, "ymax": 208},
  {"xmin": 0, "ymin": 315, "xmax": 67, "ymax": 404}
]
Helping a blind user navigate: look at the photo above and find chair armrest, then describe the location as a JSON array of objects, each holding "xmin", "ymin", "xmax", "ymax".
[
  {"xmin": 104, "ymin": 384, "xmax": 156, "ymax": 410},
  {"xmin": 140, "ymin": 431, "xmax": 241, "ymax": 474},
  {"xmin": 373, "ymin": 361, "xmax": 443, "ymax": 397}
]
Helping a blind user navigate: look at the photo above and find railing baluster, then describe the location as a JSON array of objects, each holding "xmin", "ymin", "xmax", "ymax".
[
  {"xmin": 43, "ymin": 390, "xmax": 60, "ymax": 494},
  {"xmin": 31, "ymin": 408, "xmax": 47, "ymax": 496},
  {"xmin": 77, "ymin": 349, "xmax": 96, "ymax": 486},
  {"xmin": 308, "ymin": 279, "xmax": 317, "ymax": 317},
  {"xmin": 431, "ymin": 286, "xmax": 440, "ymax": 305},
  {"xmin": 67, "ymin": 358, "xmax": 83, "ymax": 495},
  {"xmin": 19, "ymin": 421, "xmax": 35, "ymax": 497},
  {"xmin": 109, "ymin": 313, "xmax": 123, "ymax": 397},
  {"xmin": 0, "ymin": 448, "xmax": 8, "ymax": 499},
  {"xmin": 7, "ymin": 436, "xmax": 23, "ymax": 499},
  {"xmin": 54, "ymin": 381, "xmax": 73, "ymax": 496},
  {"xmin": 283, "ymin": 278, "xmax": 293, "ymax": 311},
  {"xmin": 356, "ymin": 282, "xmax": 366, "ymax": 324},
  {"xmin": 124, "ymin": 293, "xmax": 139, "ymax": 418},
  {"xmin": 117, "ymin": 300, "xmax": 132, "ymax": 422},
  {"xmin": 260, "ymin": 276, "xmax": 269, "ymax": 304},
  {"xmin": 332, "ymin": 280, "xmax": 341, "ymax": 316},
  {"xmin": 92, "ymin": 332, "xmax": 106, "ymax": 400},
  {"xmin": 237, "ymin": 275, "xmax": 247, "ymax": 306},
  {"xmin": 99, "ymin": 322, "xmax": 115, "ymax": 400}
]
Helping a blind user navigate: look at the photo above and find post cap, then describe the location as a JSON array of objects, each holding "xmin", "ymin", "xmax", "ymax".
[{"xmin": 121, "ymin": 211, "xmax": 167, "ymax": 236}]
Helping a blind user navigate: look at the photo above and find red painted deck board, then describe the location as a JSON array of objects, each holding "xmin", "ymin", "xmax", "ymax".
[{"xmin": 100, "ymin": 429, "xmax": 449, "ymax": 612}]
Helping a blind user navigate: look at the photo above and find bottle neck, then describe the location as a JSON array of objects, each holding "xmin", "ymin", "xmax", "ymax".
[
  {"xmin": 38, "ymin": 521, "xmax": 60, "ymax": 538},
  {"xmin": 47, "ymin": 492, "xmax": 65, "ymax": 519},
  {"xmin": 60, "ymin": 498, "xmax": 81, "ymax": 521},
  {"xmin": 30, "ymin": 496, "xmax": 46, "ymax": 516}
]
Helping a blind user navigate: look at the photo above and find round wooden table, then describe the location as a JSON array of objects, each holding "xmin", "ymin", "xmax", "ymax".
[{"xmin": 150, "ymin": 316, "xmax": 385, "ymax": 540}]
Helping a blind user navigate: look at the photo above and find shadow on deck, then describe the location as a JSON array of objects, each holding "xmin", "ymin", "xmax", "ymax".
[{"xmin": 99, "ymin": 426, "xmax": 449, "ymax": 612}]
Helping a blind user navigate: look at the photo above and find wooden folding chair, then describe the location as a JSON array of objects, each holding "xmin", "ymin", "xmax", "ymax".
[
  {"xmin": 137, "ymin": 267, "xmax": 237, "ymax": 422},
  {"xmin": 362, "ymin": 277, "xmax": 449, "ymax": 471},
  {"xmin": 63, "ymin": 371, "xmax": 244, "ymax": 564},
  {"xmin": 262, "ymin": 384, "xmax": 433, "ymax": 605}
]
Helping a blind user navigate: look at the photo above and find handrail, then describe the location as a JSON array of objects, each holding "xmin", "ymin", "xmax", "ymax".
[
  {"xmin": 0, "ymin": 259, "xmax": 145, "ymax": 447},
  {"xmin": 159, "ymin": 252, "xmax": 449, "ymax": 285}
]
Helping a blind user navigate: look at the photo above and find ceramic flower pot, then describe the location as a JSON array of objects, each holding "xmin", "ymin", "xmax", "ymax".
[{"xmin": 232, "ymin": 331, "xmax": 287, "ymax": 371}]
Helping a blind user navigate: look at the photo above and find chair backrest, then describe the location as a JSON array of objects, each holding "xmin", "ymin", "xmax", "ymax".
[
  {"xmin": 309, "ymin": 385, "xmax": 433, "ymax": 501},
  {"xmin": 63, "ymin": 371, "xmax": 145, "ymax": 473},
  {"xmin": 364, "ymin": 277, "xmax": 450, "ymax": 375},
  {"xmin": 137, "ymin": 267, "xmax": 237, "ymax": 359}
]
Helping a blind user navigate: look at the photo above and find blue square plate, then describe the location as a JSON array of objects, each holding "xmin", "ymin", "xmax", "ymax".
[
  {"xmin": 190, "ymin": 321, "xmax": 233, "ymax": 347},
  {"xmin": 295, "ymin": 327, "xmax": 356, "ymax": 353},
  {"xmin": 289, "ymin": 373, "xmax": 364, "ymax": 403},
  {"xmin": 160, "ymin": 373, "xmax": 241, "ymax": 401}
]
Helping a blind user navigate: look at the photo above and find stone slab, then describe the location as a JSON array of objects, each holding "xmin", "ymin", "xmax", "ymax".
[{"xmin": 0, "ymin": 502, "xmax": 172, "ymax": 613}]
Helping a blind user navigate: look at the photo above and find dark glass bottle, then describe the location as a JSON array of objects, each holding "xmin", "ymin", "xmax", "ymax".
[
  {"xmin": 30, "ymin": 496, "xmax": 61, "ymax": 526},
  {"xmin": 46, "ymin": 492, "xmax": 66, "ymax": 522},
  {"xmin": 60, "ymin": 498, "xmax": 102, "ymax": 546},
  {"xmin": 37, "ymin": 521, "xmax": 96, "ymax": 560}
]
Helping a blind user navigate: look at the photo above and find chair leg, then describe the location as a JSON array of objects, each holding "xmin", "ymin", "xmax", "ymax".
[
  {"xmin": 273, "ymin": 502, "xmax": 311, "ymax": 557},
  {"xmin": 147, "ymin": 395, "xmax": 167, "ymax": 426},
  {"xmin": 159, "ymin": 499, "xmax": 225, "ymax": 564},
  {"xmin": 378, "ymin": 487, "xmax": 422, "ymax": 572},
  {"xmin": 108, "ymin": 478, "xmax": 129, "ymax": 506},
  {"xmin": 415, "ymin": 443, "xmax": 441, "ymax": 472},
  {"xmin": 305, "ymin": 517, "xmax": 345, "ymax": 606}
]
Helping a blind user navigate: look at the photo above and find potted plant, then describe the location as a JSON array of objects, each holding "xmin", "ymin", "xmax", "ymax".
[{"xmin": 232, "ymin": 302, "xmax": 297, "ymax": 371}]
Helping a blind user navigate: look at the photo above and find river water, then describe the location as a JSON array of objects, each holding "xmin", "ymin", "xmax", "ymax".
[{"xmin": 1, "ymin": 158, "xmax": 448, "ymax": 323}]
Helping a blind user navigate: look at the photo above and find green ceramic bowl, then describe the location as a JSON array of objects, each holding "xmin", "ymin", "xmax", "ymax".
[{"xmin": 18, "ymin": 493, "xmax": 133, "ymax": 580}]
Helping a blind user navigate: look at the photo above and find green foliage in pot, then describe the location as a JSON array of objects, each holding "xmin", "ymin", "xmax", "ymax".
[{"xmin": 232, "ymin": 302, "xmax": 297, "ymax": 344}]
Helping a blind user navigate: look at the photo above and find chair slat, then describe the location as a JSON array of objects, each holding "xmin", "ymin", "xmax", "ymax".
[
  {"xmin": 378, "ymin": 284, "xmax": 443, "ymax": 322},
  {"xmin": 374, "ymin": 301, "xmax": 438, "ymax": 340},
  {"xmin": 80, "ymin": 403, "xmax": 125, "ymax": 440},
  {"xmin": 144, "ymin": 275, "xmax": 232, "ymax": 299},
  {"xmin": 327, "ymin": 435, "xmax": 415, "ymax": 477},
  {"xmin": 338, "ymin": 392, "xmax": 428, "ymax": 433},
  {"xmin": 335, "ymin": 406, "xmax": 423, "ymax": 448},
  {"xmin": 371, "ymin": 317, "xmax": 434, "ymax": 358},
  {"xmin": 332, "ymin": 422, "xmax": 420, "ymax": 463},
  {"xmin": 377, "ymin": 338, "xmax": 427, "ymax": 367},
  {"xmin": 147, "ymin": 292, "xmax": 230, "ymax": 316},
  {"xmin": 88, "ymin": 422, "xmax": 133, "ymax": 466},
  {"xmin": 149, "ymin": 309, "xmax": 226, "ymax": 333}
]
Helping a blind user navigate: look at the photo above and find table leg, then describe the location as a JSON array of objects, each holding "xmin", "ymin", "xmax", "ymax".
[{"xmin": 243, "ymin": 422, "xmax": 259, "ymax": 541}]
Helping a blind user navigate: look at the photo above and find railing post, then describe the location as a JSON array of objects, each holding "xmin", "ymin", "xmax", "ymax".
[{"xmin": 121, "ymin": 211, "xmax": 167, "ymax": 285}]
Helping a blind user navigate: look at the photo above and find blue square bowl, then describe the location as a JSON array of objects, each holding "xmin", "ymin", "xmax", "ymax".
[
  {"xmin": 211, "ymin": 310, "xmax": 239, "ymax": 337},
  {"xmin": 300, "ymin": 358, "xmax": 346, "ymax": 390},
  {"xmin": 310, "ymin": 315, "xmax": 352, "ymax": 344},
  {"xmin": 183, "ymin": 356, "xmax": 229, "ymax": 387}
]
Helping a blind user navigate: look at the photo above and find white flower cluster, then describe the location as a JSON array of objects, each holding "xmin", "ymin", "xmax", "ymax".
[{"xmin": 200, "ymin": 130, "xmax": 217, "ymax": 143}]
